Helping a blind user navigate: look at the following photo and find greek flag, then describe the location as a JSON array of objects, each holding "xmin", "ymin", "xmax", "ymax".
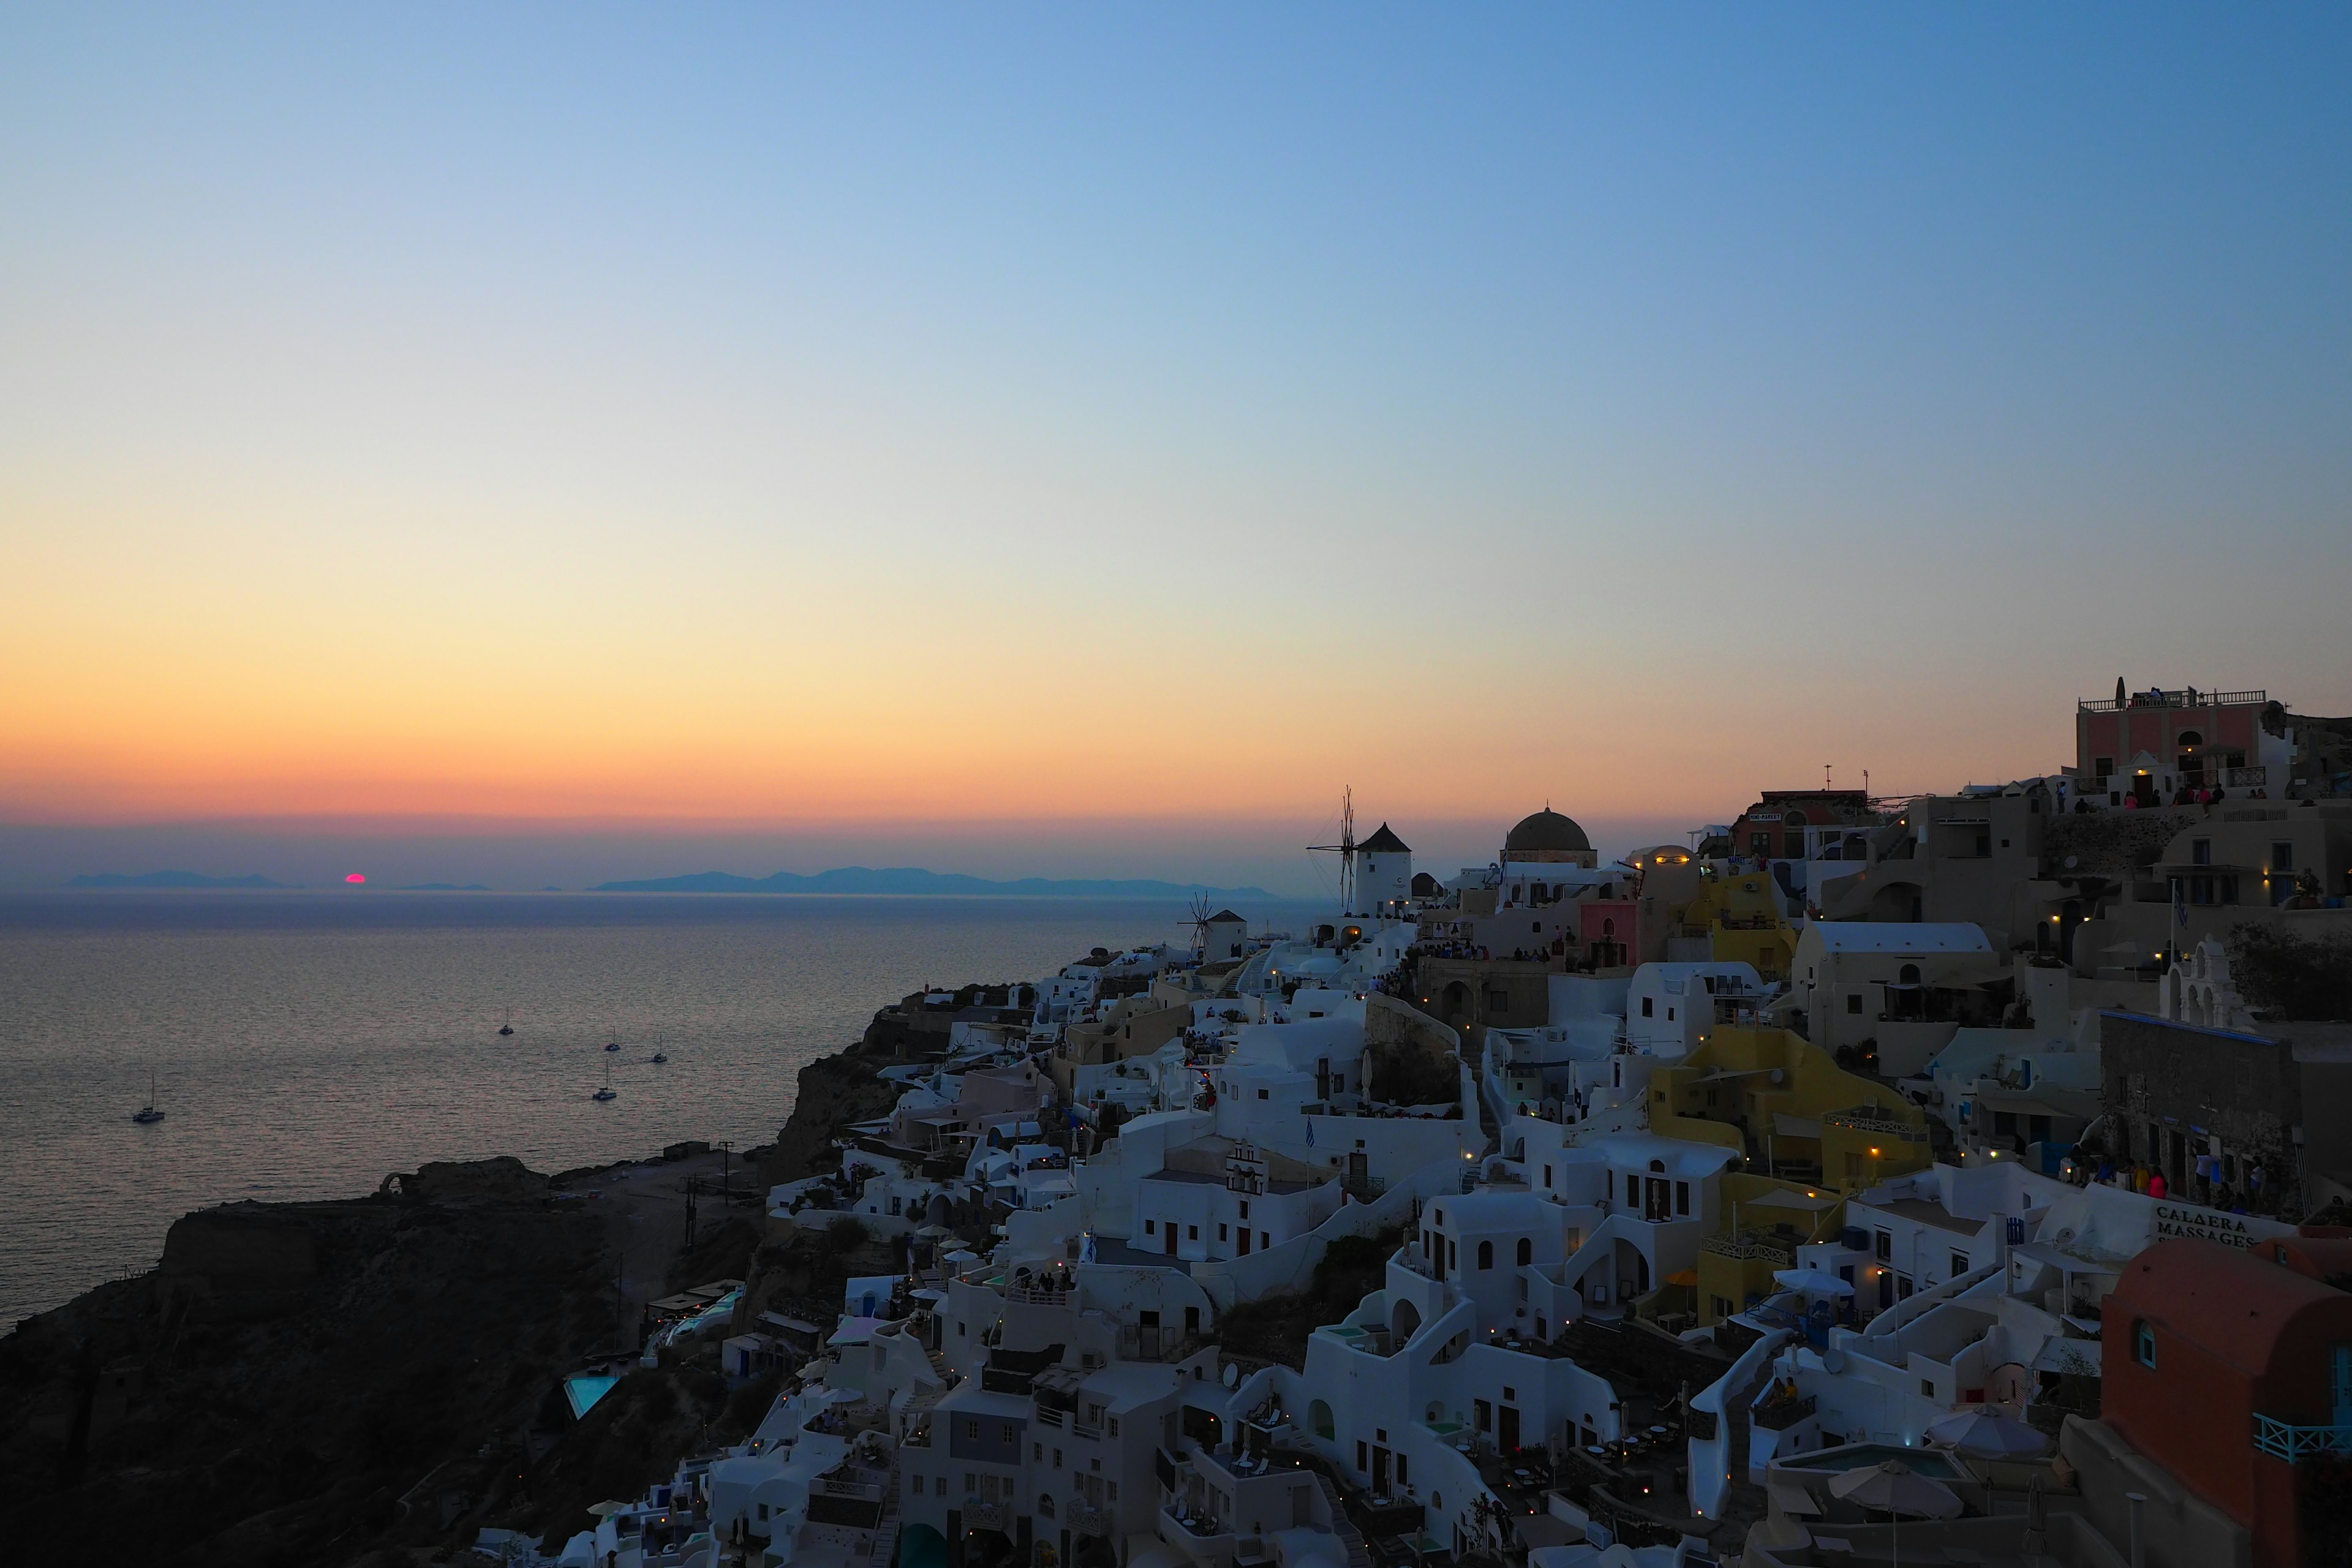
[
  {"xmin": 1305, "ymin": 1117, "xmax": 1315, "ymax": 1147},
  {"xmin": 2174, "ymin": 881, "xmax": 2188, "ymax": 931}
]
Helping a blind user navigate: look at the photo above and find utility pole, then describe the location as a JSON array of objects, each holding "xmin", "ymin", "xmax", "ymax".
[{"xmin": 722, "ymin": 1139, "xmax": 733, "ymax": 1197}]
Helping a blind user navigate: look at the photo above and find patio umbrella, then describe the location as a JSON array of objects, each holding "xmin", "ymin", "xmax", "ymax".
[
  {"xmin": 587, "ymin": 1499, "xmax": 632, "ymax": 1518},
  {"xmin": 914, "ymin": 1223, "xmax": 954, "ymax": 1239},
  {"xmin": 1828, "ymin": 1459, "xmax": 1962, "ymax": 1518},
  {"xmin": 1773, "ymin": 1268, "xmax": 1856, "ymax": 1296},
  {"xmin": 1926, "ymin": 1408, "xmax": 2048, "ymax": 1458},
  {"xmin": 1830, "ymin": 1456, "xmax": 1962, "ymax": 1568}
]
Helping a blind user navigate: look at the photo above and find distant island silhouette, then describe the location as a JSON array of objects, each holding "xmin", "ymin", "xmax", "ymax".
[
  {"xmin": 592, "ymin": 867, "xmax": 1275, "ymax": 899},
  {"xmin": 67, "ymin": 871, "xmax": 287, "ymax": 889}
]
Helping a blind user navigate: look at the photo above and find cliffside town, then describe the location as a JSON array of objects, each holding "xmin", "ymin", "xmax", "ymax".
[{"xmin": 11, "ymin": 682, "xmax": 2352, "ymax": 1568}]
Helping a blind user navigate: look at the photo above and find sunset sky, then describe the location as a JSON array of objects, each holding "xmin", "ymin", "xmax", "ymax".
[{"xmin": 4, "ymin": 7, "xmax": 2349, "ymax": 891}]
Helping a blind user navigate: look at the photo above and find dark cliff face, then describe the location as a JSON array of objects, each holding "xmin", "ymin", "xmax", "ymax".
[
  {"xmin": 0, "ymin": 1164, "xmax": 613, "ymax": 1567},
  {"xmin": 763, "ymin": 997, "xmax": 949, "ymax": 1181}
]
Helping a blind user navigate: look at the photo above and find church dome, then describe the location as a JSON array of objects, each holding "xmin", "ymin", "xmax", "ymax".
[{"xmin": 1505, "ymin": 807, "xmax": 1592, "ymax": 859}]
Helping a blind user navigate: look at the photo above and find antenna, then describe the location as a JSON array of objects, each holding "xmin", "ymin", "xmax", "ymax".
[
  {"xmin": 1306, "ymin": 786, "xmax": 1357, "ymax": 914},
  {"xmin": 1825, "ymin": 764, "xmax": 1833, "ymax": 790}
]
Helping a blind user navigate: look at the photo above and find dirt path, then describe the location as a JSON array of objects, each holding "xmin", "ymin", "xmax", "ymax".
[{"xmin": 555, "ymin": 1150, "xmax": 760, "ymax": 1323}]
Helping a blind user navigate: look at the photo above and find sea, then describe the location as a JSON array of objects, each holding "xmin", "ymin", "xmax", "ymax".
[{"xmin": 0, "ymin": 890, "xmax": 1320, "ymax": 1325}]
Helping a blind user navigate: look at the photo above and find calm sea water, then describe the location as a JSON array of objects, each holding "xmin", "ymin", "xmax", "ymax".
[{"xmin": 0, "ymin": 891, "xmax": 1313, "ymax": 1324}]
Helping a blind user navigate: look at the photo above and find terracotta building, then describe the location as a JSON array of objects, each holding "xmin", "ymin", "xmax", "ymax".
[{"xmin": 2102, "ymin": 1236, "xmax": 2352, "ymax": 1566}]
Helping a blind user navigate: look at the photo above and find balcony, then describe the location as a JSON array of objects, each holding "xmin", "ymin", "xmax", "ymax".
[
  {"xmin": 1163, "ymin": 1503, "xmax": 1233, "ymax": 1540},
  {"xmin": 2080, "ymin": 688, "xmax": 2264, "ymax": 712},
  {"xmin": 1823, "ymin": 1107, "xmax": 1929, "ymax": 1141},
  {"xmin": 1751, "ymin": 1393, "xmax": 1817, "ymax": 1433},
  {"xmin": 962, "ymin": 1498, "xmax": 1012, "ymax": 1532},
  {"xmin": 1066, "ymin": 1499, "xmax": 1112, "ymax": 1537},
  {"xmin": 2255, "ymin": 1415, "xmax": 2352, "ymax": 1460},
  {"xmin": 1700, "ymin": 1233, "xmax": 1794, "ymax": 1267}
]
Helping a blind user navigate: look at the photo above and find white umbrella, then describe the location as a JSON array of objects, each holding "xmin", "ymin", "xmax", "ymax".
[
  {"xmin": 1828, "ymin": 1459, "xmax": 1962, "ymax": 1518},
  {"xmin": 1829, "ymin": 1455, "xmax": 1963, "ymax": 1568},
  {"xmin": 1773, "ymin": 1268, "xmax": 1857, "ymax": 1296},
  {"xmin": 1926, "ymin": 1408, "xmax": 2048, "ymax": 1458}
]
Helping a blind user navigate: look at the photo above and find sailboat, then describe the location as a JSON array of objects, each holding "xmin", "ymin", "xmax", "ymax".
[
  {"xmin": 592, "ymin": 1060, "xmax": 617, "ymax": 1102},
  {"xmin": 650, "ymin": 1044, "xmax": 669, "ymax": 1064},
  {"xmin": 499, "ymin": 1006, "xmax": 514, "ymax": 1037},
  {"xmin": 132, "ymin": 1072, "xmax": 165, "ymax": 1125},
  {"xmin": 604, "ymin": 1037, "xmax": 621, "ymax": 1052}
]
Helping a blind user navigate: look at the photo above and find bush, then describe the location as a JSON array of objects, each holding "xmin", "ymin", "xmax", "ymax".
[
  {"xmin": 825, "ymin": 1216, "xmax": 870, "ymax": 1252},
  {"xmin": 2229, "ymin": 923, "xmax": 2352, "ymax": 1021}
]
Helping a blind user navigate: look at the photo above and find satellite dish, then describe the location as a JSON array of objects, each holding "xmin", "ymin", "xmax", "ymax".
[
  {"xmin": 1821, "ymin": 1349, "xmax": 1846, "ymax": 1374},
  {"xmin": 1221, "ymin": 1362, "xmax": 1240, "ymax": 1389}
]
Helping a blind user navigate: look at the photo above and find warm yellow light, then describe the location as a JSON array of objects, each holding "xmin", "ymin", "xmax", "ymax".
[{"xmin": 1869, "ymin": 1147, "xmax": 1881, "ymax": 1157}]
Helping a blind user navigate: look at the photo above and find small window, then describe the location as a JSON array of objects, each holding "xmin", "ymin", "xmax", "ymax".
[
  {"xmin": 1219, "ymin": 1223, "xmax": 1229, "ymax": 1241},
  {"xmin": 1144, "ymin": 1219, "xmax": 1155, "ymax": 1235},
  {"xmin": 1875, "ymin": 1231, "xmax": 1893, "ymax": 1261},
  {"xmin": 1542, "ymin": 1165, "xmax": 1553, "ymax": 1186},
  {"xmin": 1478, "ymin": 1240, "xmax": 1494, "ymax": 1269},
  {"xmin": 1257, "ymin": 1088, "xmax": 1269, "ymax": 1100},
  {"xmin": 1641, "ymin": 997, "xmax": 1654, "ymax": 1018},
  {"xmin": 1239, "ymin": 1200, "xmax": 1251, "ymax": 1219},
  {"xmin": 1847, "ymin": 993, "xmax": 1864, "ymax": 1015},
  {"xmin": 2136, "ymin": 1320, "xmax": 2156, "ymax": 1369},
  {"xmin": 1676, "ymin": 1181, "xmax": 1691, "ymax": 1216},
  {"xmin": 1188, "ymin": 1225, "xmax": 1199, "ymax": 1240},
  {"xmin": 2193, "ymin": 839, "xmax": 2212, "ymax": 867},
  {"xmin": 2274, "ymin": 842, "xmax": 2296, "ymax": 873},
  {"xmin": 1951, "ymin": 1251, "xmax": 1968, "ymax": 1276},
  {"xmin": 1516, "ymin": 1237, "xmax": 1532, "ymax": 1266}
]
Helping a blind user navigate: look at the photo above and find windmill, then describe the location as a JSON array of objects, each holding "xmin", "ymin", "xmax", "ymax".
[
  {"xmin": 1186, "ymin": 893, "xmax": 1218, "ymax": 957},
  {"xmin": 1306, "ymin": 786, "xmax": 1357, "ymax": 915}
]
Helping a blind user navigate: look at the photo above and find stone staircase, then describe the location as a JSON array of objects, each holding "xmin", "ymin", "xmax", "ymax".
[{"xmin": 1311, "ymin": 1473, "xmax": 1374, "ymax": 1568}]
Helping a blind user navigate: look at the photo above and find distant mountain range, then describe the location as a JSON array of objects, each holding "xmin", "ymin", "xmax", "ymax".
[
  {"xmin": 592, "ymin": 866, "xmax": 1275, "ymax": 899},
  {"xmin": 67, "ymin": 870, "xmax": 287, "ymax": 889}
]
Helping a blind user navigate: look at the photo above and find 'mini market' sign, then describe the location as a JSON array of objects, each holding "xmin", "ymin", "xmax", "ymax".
[{"xmin": 2150, "ymin": 1200, "xmax": 2294, "ymax": 1250}]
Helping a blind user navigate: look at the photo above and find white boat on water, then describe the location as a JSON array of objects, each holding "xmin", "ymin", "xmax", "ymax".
[
  {"xmin": 592, "ymin": 1061, "xmax": 617, "ymax": 1102},
  {"xmin": 132, "ymin": 1072, "xmax": 165, "ymax": 1125}
]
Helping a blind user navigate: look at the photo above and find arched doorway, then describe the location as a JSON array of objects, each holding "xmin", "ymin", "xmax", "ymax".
[
  {"xmin": 1391, "ymin": 1298, "xmax": 1422, "ymax": 1344},
  {"xmin": 1309, "ymin": 1399, "xmax": 1336, "ymax": 1439}
]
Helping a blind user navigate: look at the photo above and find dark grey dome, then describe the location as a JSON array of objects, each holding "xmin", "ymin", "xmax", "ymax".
[{"xmin": 1505, "ymin": 807, "xmax": 1591, "ymax": 856}]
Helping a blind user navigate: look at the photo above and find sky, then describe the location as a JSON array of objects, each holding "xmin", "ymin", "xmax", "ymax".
[{"xmin": 3, "ymin": 6, "xmax": 2349, "ymax": 892}]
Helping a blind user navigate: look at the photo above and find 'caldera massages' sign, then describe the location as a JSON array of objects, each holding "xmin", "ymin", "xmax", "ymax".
[{"xmin": 2150, "ymin": 1200, "xmax": 2291, "ymax": 1251}]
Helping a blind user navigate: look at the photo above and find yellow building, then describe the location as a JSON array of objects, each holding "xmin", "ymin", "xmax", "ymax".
[
  {"xmin": 1647, "ymin": 1021, "xmax": 1932, "ymax": 1324},
  {"xmin": 1693, "ymin": 1173, "xmax": 1847, "ymax": 1325},
  {"xmin": 1673, "ymin": 867, "xmax": 1796, "ymax": 984},
  {"xmin": 1651, "ymin": 1023, "xmax": 1931, "ymax": 1194}
]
